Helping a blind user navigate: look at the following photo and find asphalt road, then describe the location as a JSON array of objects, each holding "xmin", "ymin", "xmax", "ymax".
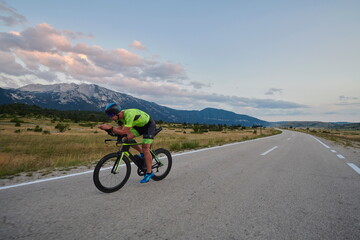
[{"xmin": 1, "ymin": 130, "xmax": 359, "ymax": 240}]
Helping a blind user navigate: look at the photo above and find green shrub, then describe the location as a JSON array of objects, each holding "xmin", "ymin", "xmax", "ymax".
[
  {"xmin": 181, "ymin": 141, "xmax": 199, "ymax": 149},
  {"xmin": 34, "ymin": 125, "xmax": 43, "ymax": 132},
  {"xmin": 55, "ymin": 123, "xmax": 70, "ymax": 132},
  {"xmin": 10, "ymin": 118, "xmax": 24, "ymax": 123}
]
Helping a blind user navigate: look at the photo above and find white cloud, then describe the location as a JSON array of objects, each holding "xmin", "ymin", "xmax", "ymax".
[{"xmin": 129, "ymin": 40, "xmax": 146, "ymax": 50}]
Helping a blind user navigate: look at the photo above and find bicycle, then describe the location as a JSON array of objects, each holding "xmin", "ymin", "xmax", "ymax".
[{"xmin": 93, "ymin": 127, "xmax": 172, "ymax": 193}]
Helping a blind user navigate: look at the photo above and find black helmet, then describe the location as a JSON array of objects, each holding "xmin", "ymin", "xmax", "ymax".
[{"xmin": 105, "ymin": 103, "xmax": 121, "ymax": 117}]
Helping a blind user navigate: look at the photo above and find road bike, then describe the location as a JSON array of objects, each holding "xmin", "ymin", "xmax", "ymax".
[{"xmin": 93, "ymin": 127, "xmax": 172, "ymax": 193}]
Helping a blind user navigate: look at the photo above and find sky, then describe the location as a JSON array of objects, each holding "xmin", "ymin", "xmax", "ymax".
[{"xmin": 0, "ymin": 0, "xmax": 359, "ymax": 122}]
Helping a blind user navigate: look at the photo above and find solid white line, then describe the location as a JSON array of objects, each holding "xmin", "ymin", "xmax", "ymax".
[
  {"xmin": 347, "ymin": 163, "xmax": 360, "ymax": 175},
  {"xmin": 261, "ymin": 146, "xmax": 278, "ymax": 156},
  {"xmin": 311, "ymin": 136, "xmax": 330, "ymax": 149},
  {"xmin": 0, "ymin": 170, "xmax": 94, "ymax": 191},
  {"xmin": 0, "ymin": 133, "xmax": 282, "ymax": 191},
  {"xmin": 337, "ymin": 154, "xmax": 345, "ymax": 159}
]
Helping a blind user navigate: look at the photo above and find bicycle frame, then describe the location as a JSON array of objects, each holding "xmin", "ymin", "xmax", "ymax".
[{"xmin": 108, "ymin": 140, "xmax": 163, "ymax": 174}]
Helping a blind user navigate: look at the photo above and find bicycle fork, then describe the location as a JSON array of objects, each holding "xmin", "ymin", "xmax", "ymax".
[{"xmin": 111, "ymin": 151, "xmax": 126, "ymax": 174}]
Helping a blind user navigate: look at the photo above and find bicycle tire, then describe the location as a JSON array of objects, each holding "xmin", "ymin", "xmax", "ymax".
[
  {"xmin": 93, "ymin": 152, "xmax": 131, "ymax": 193},
  {"xmin": 151, "ymin": 148, "xmax": 172, "ymax": 181}
]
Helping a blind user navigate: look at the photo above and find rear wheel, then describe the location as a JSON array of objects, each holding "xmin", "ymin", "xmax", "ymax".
[
  {"xmin": 151, "ymin": 148, "xmax": 172, "ymax": 181},
  {"xmin": 93, "ymin": 153, "xmax": 131, "ymax": 193}
]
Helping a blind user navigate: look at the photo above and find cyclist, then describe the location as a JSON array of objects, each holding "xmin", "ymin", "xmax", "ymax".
[{"xmin": 98, "ymin": 103, "xmax": 156, "ymax": 183}]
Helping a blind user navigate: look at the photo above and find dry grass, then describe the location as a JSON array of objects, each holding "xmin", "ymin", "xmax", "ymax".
[
  {"xmin": 0, "ymin": 117, "xmax": 280, "ymax": 177},
  {"xmin": 293, "ymin": 128, "xmax": 360, "ymax": 148}
]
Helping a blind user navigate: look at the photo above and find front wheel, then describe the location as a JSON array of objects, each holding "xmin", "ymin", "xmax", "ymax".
[
  {"xmin": 93, "ymin": 153, "xmax": 131, "ymax": 193},
  {"xmin": 151, "ymin": 148, "xmax": 172, "ymax": 181}
]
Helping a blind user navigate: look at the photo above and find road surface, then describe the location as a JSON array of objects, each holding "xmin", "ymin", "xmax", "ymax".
[{"xmin": 1, "ymin": 130, "xmax": 359, "ymax": 239}]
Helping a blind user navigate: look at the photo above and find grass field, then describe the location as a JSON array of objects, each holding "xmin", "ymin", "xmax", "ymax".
[
  {"xmin": 291, "ymin": 128, "xmax": 360, "ymax": 148},
  {"xmin": 0, "ymin": 117, "xmax": 281, "ymax": 178}
]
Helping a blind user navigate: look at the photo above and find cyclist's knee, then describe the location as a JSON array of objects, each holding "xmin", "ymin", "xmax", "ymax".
[{"xmin": 142, "ymin": 144, "xmax": 151, "ymax": 152}]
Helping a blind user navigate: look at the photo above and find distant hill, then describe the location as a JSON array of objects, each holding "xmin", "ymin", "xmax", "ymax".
[
  {"xmin": 0, "ymin": 83, "xmax": 269, "ymax": 127},
  {"xmin": 272, "ymin": 121, "xmax": 360, "ymax": 130}
]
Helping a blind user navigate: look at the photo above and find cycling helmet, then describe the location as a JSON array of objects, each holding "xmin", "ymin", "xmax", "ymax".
[{"xmin": 104, "ymin": 103, "xmax": 121, "ymax": 117}]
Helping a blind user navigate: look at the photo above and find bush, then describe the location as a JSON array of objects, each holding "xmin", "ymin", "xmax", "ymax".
[
  {"xmin": 10, "ymin": 118, "xmax": 24, "ymax": 123},
  {"xmin": 55, "ymin": 123, "xmax": 70, "ymax": 133},
  {"xmin": 34, "ymin": 125, "xmax": 43, "ymax": 132},
  {"xmin": 42, "ymin": 130, "xmax": 51, "ymax": 135}
]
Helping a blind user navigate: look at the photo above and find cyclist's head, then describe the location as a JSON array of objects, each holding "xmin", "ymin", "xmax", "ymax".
[{"xmin": 104, "ymin": 103, "xmax": 121, "ymax": 117}]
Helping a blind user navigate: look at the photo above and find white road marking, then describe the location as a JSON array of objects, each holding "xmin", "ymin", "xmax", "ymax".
[
  {"xmin": 312, "ymin": 136, "xmax": 330, "ymax": 149},
  {"xmin": 0, "ymin": 170, "xmax": 94, "ymax": 191},
  {"xmin": 287, "ymin": 138, "xmax": 291, "ymax": 141},
  {"xmin": 337, "ymin": 154, "xmax": 345, "ymax": 159},
  {"xmin": 347, "ymin": 163, "xmax": 360, "ymax": 175},
  {"xmin": 261, "ymin": 146, "xmax": 278, "ymax": 156},
  {"xmin": 331, "ymin": 150, "xmax": 337, "ymax": 153},
  {"xmin": 0, "ymin": 133, "xmax": 282, "ymax": 191}
]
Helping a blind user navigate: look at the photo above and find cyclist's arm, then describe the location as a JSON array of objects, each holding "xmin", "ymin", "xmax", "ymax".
[
  {"xmin": 98, "ymin": 124, "xmax": 129, "ymax": 136},
  {"xmin": 113, "ymin": 126, "xmax": 134, "ymax": 139}
]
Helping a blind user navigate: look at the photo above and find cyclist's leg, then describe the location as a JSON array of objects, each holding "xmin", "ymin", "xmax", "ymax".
[
  {"xmin": 142, "ymin": 143, "xmax": 152, "ymax": 173},
  {"xmin": 141, "ymin": 119, "xmax": 156, "ymax": 173},
  {"xmin": 129, "ymin": 128, "xmax": 142, "ymax": 153}
]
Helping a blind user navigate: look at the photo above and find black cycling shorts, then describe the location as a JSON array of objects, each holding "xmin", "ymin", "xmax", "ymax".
[{"xmin": 131, "ymin": 118, "xmax": 156, "ymax": 144}]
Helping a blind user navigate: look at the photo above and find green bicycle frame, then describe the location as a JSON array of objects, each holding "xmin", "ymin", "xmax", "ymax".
[{"xmin": 111, "ymin": 141, "xmax": 163, "ymax": 173}]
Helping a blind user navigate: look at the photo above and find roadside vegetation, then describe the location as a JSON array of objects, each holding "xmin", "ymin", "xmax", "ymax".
[
  {"xmin": 284, "ymin": 127, "xmax": 360, "ymax": 148},
  {"xmin": 0, "ymin": 108, "xmax": 281, "ymax": 178}
]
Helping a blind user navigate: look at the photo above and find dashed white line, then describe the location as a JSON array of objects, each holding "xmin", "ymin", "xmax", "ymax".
[
  {"xmin": 347, "ymin": 163, "xmax": 360, "ymax": 175},
  {"xmin": 337, "ymin": 154, "xmax": 345, "ymax": 159},
  {"xmin": 331, "ymin": 150, "xmax": 337, "ymax": 153},
  {"xmin": 312, "ymin": 136, "xmax": 330, "ymax": 149},
  {"xmin": 261, "ymin": 146, "xmax": 278, "ymax": 156}
]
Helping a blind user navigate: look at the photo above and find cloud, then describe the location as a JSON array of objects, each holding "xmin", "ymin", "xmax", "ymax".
[
  {"xmin": 0, "ymin": 1, "xmax": 27, "ymax": 27},
  {"xmin": 189, "ymin": 94, "xmax": 307, "ymax": 109},
  {"xmin": 265, "ymin": 88, "xmax": 283, "ymax": 95},
  {"xmin": 339, "ymin": 95, "xmax": 358, "ymax": 101},
  {"xmin": 129, "ymin": 40, "xmax": 146, "ymax": 50},
  {"xmin": 337, "ymin": 95, "xmax": 360, "ymax": 106},
  {"xmin": 0, "ymin": 10, "xmax": 307, "ymax": 112},
  {"xmin": 0, "ymin": 23, "xmax": 187, "ymax": 83},
  {"xmin": 0, "ymin": 51, "xmax": 29, "ymax": 75},
  {"xmin": 189, "ymin": 81, "xmax": 210, "ymax": 89}
]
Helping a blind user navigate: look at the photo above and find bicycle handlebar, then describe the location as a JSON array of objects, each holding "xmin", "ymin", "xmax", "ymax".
[{"xmin": 104, "ymin": 136, "xmax": 138, "ymax": 145}]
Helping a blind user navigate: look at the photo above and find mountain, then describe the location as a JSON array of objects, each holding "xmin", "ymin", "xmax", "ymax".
[
  {"xmin": 0, "ymin": 83, "xmax": 269, "ymax": 126},
  {"xmin": 272, "ymin": 121, "xmax": 360, "ymax": 130}
]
